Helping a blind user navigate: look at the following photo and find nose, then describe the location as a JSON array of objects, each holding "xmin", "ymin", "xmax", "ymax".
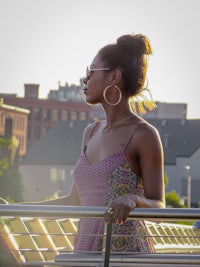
[
  {"xmin": 81, "ymin": 77, "xmax": 88, "ymax": 85},
  {"xmin": 82, "ymin": 76, "xmax": 88, "ymax": 86}
]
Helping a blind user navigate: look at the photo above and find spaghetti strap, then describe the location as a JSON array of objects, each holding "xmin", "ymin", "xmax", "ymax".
[
  {"xmin": 123, "ymin": 122, "xmax": 145, "ymax": 151},
  {"xmin": 84, "ymin": 121, "xmax": 100, "ymax": 151},
  {"xmin": 88, "ymin": 121, "xmax": 101, "ymax": 139}
]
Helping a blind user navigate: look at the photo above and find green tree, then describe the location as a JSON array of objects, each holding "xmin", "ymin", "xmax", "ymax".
[
  {"xmin": 0, "ymin": 138, "xmax": 11, "ymax": 176},
  {"xmin": 0, "ymin": 137, "xmax": 24, "ymax": 202},
  {"xmin": 0, "ymin": 166, "xmax": 24, "ymax": 202},
  {"xmin": 166, "ymin": 190, "xmax": 183, "ymax": 208}
]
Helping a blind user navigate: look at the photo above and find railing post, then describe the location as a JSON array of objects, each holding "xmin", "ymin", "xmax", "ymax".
[{"xmin": 103, "ymin": 221, "xmax": 112, "ymax": 267}]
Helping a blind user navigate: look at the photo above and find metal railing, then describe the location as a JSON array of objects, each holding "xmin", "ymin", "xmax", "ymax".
[
  {"xmin": 0, "ymin": 204, "xmax": 200, "ymax": 267},
  {"xmin": 0, "ymin": 204, "xmax": 200, "ymax": 220}
]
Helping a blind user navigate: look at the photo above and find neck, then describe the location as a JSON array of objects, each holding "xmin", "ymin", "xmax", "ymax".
[
  {"xmin": 103, "ymin": 112, "xmax": 134, "ymax": 132},
  {"xmin": 102, "ymin": 100, "xmax": 134, "ymax": 130},
  {"xmin": 103, "ymin": 100, "xmax": 130, "ymax": 121}
]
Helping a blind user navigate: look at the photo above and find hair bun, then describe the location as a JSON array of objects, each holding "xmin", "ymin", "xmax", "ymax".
[{"xmin": 117, "ymin": 33, "xmax": 152, "ymax": 56}]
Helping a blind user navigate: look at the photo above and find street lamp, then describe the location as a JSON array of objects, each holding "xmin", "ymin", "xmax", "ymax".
[{"xmin": 185, "ymin": 165, "xmax": 191, "ymax": 208}]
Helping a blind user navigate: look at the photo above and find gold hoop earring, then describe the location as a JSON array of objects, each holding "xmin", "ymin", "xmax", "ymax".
[{"xmin": 103, "ymin": 85, "xmax": 122, "ymax": 106}]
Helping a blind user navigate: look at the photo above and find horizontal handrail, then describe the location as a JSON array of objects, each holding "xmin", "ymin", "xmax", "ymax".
[
  {"xmin": 0, "ymin": 204, "xmax": 200, "ymax": 220},
  {"xmin": 0, "ymin": 204, "xmax": 200, "ymax": 266}
]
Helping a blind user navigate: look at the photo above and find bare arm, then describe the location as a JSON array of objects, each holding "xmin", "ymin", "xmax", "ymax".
[
  {"xmin": 0, "ymin": 183, "xmax": 80, "ymax": 206},
  {"xmin": 133, "ymin": 124, "xmax": 165, "ymax": 208},
  {"xmin": 105, "ymin": 123, "xmax": 165, "ymax": 224},
  {"xmin": 22, "ymin": 182, "xmax": 80, "ymax": 205}
]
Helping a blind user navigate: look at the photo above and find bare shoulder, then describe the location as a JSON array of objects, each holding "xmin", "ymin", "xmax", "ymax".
[
  {"xmin": 137, "ymin": 120, "xmax": 160, "ymax": 138},
  {"xmin": 83, "ymin": 120, "xmax": 99, "ymax": 136},
  {"xmin": 132, "ymin": 119, "xmax": 162, "ymax": 148},
  {"xmin": 82, "ymin": 120, "xmax": 100, "ymax": 147}
]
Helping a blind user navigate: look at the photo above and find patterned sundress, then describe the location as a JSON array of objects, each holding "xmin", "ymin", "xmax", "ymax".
[{"xmin": 73, "ymin": 122, "xmax": 155, "ymax": 253}]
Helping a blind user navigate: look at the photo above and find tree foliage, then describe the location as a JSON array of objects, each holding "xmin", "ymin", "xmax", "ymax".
[
  {"xmin": 0, "ymin": 137, "xmax": 24, "ymax": 202},
  {"xmin": 166, "ymin": 190, "xmax": 183, "ymax": 208},
  {"xmin": 0, "ymin": 138, "xmax": 11, "ymax": 176},
  {"xmin": 0, "ymin": 165, "xmax": 24, "ymax": 202}
]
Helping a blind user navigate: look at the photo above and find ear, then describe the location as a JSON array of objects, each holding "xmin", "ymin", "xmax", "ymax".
[{"xmin": 110, "ymin": 68, "xmax": 122, "ymax": 85}]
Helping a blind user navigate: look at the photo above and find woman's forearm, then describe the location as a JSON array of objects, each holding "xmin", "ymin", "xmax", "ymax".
[
  {"xmin": 133, "ymin": 194, "xmax": 165, "ymax": 208},
  {"xmin": 19, "ymin": 195, "xmax": 71, "ymax": 205}
]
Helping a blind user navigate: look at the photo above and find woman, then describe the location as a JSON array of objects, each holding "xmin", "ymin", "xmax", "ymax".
[
  {"xmin": 1, "ymin": 33, "xmax": 165, "ymax": 253},
  {"xmin": 71, "ymin": 33, "xmax": 165, "ymax": 252}
]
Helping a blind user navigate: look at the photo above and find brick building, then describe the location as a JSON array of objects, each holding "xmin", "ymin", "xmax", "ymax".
[
  {"xmin": 1, "ymin": 84, "xmax": 91, "ymax": 148},
  {"xmin": 0, "ymin": 99, "xmax": 29, "ymax": 156}
]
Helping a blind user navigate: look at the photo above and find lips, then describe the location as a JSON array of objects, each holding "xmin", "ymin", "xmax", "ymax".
[{"xmin": 83, "ymin": 85, "xmax": 88, "ymax": 94}]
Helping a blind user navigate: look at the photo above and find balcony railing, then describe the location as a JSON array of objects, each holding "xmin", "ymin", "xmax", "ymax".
[{"xmin": 0, "ymin": 204, "xmax": 200, "ymax": 266}]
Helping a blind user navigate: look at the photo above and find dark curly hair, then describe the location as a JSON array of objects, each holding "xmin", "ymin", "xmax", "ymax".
[{"xmin": 98, "ymin": 33, "xmax": 152, "ymax": 98}]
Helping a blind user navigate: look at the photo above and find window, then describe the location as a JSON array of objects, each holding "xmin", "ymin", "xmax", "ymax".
[
  {"xmin": 50, "ymin": 168, "xmax": 57, "ymax": 183},
  {"xmin": 62, "ymin": 110, "xmax": 68, "ymax": 120},
  {"xmin": 52, "ymin": 109, "xmax": 59, "ymax": 122},
  {"xmin": 50, "ymin": 168, "xmax": 65, "ymax": 182},
  {"xmin": 80, "ymin": 111, "xmax": 86, "ymax": 120},
  {"xmin": 34, "ymin": 108, "xmax": 41, "ymax": 121},
  {"xmin": 71, "ymin": 111, "xmax": 77, "ymax": 120},
  {"xmin": 43, "ymin": 108, "xmax": 51, "ymax": 121}
]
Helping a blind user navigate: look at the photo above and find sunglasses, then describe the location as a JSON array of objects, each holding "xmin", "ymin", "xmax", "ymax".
[{"xmin": 86, "ymin": 66, "xmax": 114, "ymax": 79}]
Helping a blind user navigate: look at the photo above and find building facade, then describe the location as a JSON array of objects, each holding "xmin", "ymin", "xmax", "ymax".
[
  {"xmin": 0, "ymin": 99, "xmax": 29, "ymax": 156},
  {"xmin": 2, "ymin": 84, "xmax": 91, "ymax": 148}
]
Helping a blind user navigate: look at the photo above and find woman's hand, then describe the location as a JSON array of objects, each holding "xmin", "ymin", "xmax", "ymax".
[
  {"xmin": 0, "ymin": 197, "xmax": 8, "ymax": 204},
  {"xmin": 105, "ymin": 194, "xmax": 136, "ymax": 224}
]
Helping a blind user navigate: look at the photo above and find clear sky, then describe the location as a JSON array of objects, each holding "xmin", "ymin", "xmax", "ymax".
[{"xmin": 0, "ymin": 0, "xmax": 200, "ymax": 118}]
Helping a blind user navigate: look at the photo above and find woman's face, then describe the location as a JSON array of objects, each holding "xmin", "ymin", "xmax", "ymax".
[{"xmin": 82, "ymin": 53, "xmax": 111, "ymax": 105}]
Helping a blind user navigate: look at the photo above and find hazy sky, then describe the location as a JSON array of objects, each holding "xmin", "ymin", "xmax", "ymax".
[{"xmin": 0, "ymin": 0, "xmax": 200, "ymax": 118}]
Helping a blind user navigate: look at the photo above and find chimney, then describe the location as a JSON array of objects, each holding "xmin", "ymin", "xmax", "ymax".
[{"xmin": 24, "ymin": 83, "xmax": 40, "ymax": 99}]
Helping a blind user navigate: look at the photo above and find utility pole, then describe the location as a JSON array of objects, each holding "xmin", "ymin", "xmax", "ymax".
[{"xmin": 185, "ymin": 165, "xmax": 191, "ymax": 208}]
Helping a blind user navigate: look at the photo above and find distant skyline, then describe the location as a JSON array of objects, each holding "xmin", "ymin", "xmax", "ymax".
[{"xmin": 0, "ymin": 0, "xmax": 200, "ymax": 118}]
